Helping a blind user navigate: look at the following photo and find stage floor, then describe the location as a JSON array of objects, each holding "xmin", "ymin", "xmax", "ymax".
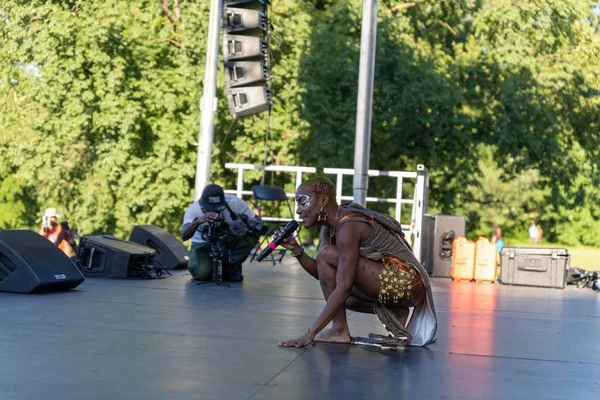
[{"xmin": 1, "ymin": 256, "xmax": 599, "ymax": 400}]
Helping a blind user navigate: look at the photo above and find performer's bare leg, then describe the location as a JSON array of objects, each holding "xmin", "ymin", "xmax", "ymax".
[
  {"xmin": 345, "ymin": 288, "xmax": 376, "ymax": 313},
  {"xmin": 316, "ymin": 245, "xmax": 426, "ymax": 341},
  {"xmin": 315, "ymin": 245, "xmax": 352, "ymax": 343},
  {"xmin": 315, "ymin": 245, "xmax": 396, "ymax": 342}
]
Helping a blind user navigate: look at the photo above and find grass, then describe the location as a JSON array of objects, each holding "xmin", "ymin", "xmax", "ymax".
[{"xmin": 568, "ymin": 247, "xmax": 600, "ymax": 271}]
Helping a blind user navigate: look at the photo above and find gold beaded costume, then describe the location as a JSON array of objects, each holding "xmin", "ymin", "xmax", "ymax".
[{"xmin": 378, "ymin": 255, "xmax": 420, "ymax": 304}]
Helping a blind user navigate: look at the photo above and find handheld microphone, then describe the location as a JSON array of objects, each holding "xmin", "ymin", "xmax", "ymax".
[{"xmin": 255, "ymin": 220, "xmax": 300, "ymax": 262}]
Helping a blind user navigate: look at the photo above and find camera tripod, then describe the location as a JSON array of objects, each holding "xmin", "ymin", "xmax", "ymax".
[{"xmin": 197, "ymin": 240, "xmax": 232, "ymax": 288}]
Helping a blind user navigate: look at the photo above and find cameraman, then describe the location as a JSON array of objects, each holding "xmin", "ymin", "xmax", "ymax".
[
  {"xmin": 181, "ymin": 184, "xmax": 260, "ymax": 282},
  {"xmin": 39, "ymin": 207, "xmax": 78, "ymax": 258}
]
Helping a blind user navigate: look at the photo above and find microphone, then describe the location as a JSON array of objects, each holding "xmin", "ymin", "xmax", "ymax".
[
  {"xmin": 255, "ymin": 220, "xmax": 300, "ymax": 262},
  {"xmin": 230, "ymin": 220, "xmax": 248, "ymax": 237}
]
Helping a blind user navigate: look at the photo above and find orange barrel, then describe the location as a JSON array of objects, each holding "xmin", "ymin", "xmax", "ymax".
[
  {"xmin": 474, "ymin": 237, "xmax": 497, "ymax": 284},
  {"xmin": 451, "ymin": 237, "xmax": 475, "ymax": 282}
]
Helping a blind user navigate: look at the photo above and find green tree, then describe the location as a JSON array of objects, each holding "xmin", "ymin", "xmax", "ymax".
[
  {"xmin": 1, "ymin": 0, "xmax": 599, "ymax": 247},
  {"xmin": 0, "ymin": 1, "xmax": 209, "ymax": 236}
]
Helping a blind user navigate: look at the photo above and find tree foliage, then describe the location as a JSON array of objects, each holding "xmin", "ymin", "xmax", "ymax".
[{"xmin": 0, "ymin": 0, "xmax": 599, "ymax": 246}]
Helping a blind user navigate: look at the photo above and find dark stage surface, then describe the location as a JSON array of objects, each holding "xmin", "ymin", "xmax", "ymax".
[{"xmin": 1, "ymin": 256, "xmax": 599, "ymax": 400}]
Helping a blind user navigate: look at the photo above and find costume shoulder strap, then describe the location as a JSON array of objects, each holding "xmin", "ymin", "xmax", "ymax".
[
  {"xmin": 338, "ymin": 212, "xmax": 373, "ymax": 227},
  {"xmin": 341, "ymin": 203, "xmax": 406, "ymax": 238},
  {"xmin": 336, "ymin": 205, "xmax": 373, "ymax": 232}
]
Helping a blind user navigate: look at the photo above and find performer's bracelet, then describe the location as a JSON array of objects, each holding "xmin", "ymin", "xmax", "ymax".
[{"xmin": 291, "ymin": 246, "xmax": 304, "ymax": 258}]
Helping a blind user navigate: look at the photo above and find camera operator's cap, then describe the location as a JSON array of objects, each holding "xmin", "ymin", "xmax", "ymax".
[
  {"xmin": 43, "ymin": 208, "xmax": 60, "ymax": 218},
  {"xmin": 199, "ymin": 184, "xmax": 226, "ymax": 212}
]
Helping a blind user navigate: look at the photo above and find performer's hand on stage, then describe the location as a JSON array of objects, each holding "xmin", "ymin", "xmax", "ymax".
[{"xmin": 278, "ymin": 332, "xmax": 313, "ymax": 348}]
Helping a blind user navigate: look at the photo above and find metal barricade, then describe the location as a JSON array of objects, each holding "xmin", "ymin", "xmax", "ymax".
[{"xmin": 223, "ymin": 163, "xmax": 428, "ymax": 261}]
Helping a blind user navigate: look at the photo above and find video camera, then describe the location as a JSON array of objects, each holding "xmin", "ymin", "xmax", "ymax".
[
  {"xmin": 196, "ymin": 202, "xmax": 268, "ymax": 286},
  {"xmin": 229, "ymin": 214, "xmax": 268, "ymax": 238},
  {"xmin": 199, "ymin": 216, "xmax": 230, "ymax": 242},
  {"xmin": 197, "ymin": 214, "xmax": 233, "ymax": 285},
  {"xmin": 43, "ymin": 217, "xmax": 71, "ymax": 234},
  {"xmin": 43, "ymin": 215, "xmax": 51, "ymax": 233},
  {"xmin": 199, "ymin": 213, "xmax": 268, "ymax": 242}
]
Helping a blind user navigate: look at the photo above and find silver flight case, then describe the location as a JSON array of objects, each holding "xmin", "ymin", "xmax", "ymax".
[{"xmin": 500, "ymin": 247, "xmax": 570, "ymax": 289}]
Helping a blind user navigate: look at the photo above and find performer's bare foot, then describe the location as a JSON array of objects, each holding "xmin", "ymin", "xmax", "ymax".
[{"xmin": 314, "ymin": 327, "xmax": 352, "ymax": 344}]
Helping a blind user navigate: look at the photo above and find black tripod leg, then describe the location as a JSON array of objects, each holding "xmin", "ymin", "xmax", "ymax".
[
  {"xmin": 213, "ymin": 257, "xmax": 218, "ymax": 282},
  {"xmin": 197, "ymin": 253, "xmax": 230, "ymax": 287}
]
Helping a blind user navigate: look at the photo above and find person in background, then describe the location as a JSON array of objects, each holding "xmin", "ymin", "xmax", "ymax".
[
  {"xmin": 491, "ymin": 226, "xmax": 504, "ymax": 253},
  {"xmin": 491, "ymin": 225, "xmax": 504, "ymax": 269},
  {"xmin": 39, "ymin": 208, "xmax": 78, "ymax": 257},
  {"xmin": 529, "ymin": 221, "xmax": 541, "ymax": 245}
]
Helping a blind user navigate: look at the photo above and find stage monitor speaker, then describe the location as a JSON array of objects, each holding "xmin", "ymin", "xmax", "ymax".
[
  {"xmin": 421, "ymin": 215, "xmax": 466, "ymax": 277},
  {"xmin": 76, "ymin": 235, "xmax": 156, "ymax": 278},
  {"xmin": 128, "ymin": 225, "xmax": 189, "ymax": 270},
  {"xmin": 0, "ymin": 230, "xmax": 85, "ymax": 294}
]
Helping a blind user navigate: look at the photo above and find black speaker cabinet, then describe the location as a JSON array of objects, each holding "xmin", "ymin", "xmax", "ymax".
[
  {"xmin": 0, "ymin": 230, "xmax": 85, "ymax": 293},
  {"xmin": 421, "ymin": 215, "xmax": 466, "ymax": 277},
  {"xmin": 76, "ymin": 235, "xmax": 156, "ymax": 278},
  {"xmin": 128, "ymin": 225, "xmax": 189, "ymax": 270}
]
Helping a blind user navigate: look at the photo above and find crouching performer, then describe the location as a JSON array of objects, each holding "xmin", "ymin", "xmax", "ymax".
[{"xmin": 278, "ymin": 177, "xmax": 437, "ymax": 348}]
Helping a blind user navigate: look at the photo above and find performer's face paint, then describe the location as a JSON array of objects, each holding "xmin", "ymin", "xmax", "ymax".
[
  {"xmin": 295, "ymin": 190, "xmax": 318, "ymax": 228},
  {"xmin": 296, "ymin": 194, "xmax": 312, "ymax": 208}
]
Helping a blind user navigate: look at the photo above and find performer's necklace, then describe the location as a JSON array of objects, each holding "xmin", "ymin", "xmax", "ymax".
[{"xmin": 330, "ymin": 208, "xmax": 340, "ymax": 241}]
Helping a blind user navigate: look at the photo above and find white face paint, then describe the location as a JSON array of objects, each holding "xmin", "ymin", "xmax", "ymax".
[{"xmin": 296, "ymin": 194, "xmax": 312, "ymax": 208}]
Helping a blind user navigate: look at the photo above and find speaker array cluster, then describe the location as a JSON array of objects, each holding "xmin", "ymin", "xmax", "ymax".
[{"xmin": 222, "ymin": 0, "xmax": 272, "ymax": 118}]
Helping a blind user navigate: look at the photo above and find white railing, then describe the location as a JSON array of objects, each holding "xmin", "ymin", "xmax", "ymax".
[
  {"xmin": 224, "ymin": 163, "xmax": 429, "ymax": 261},
  {"xmin": 412, "ymin": 164, "xmax": 429, "ymax": 262},
  {"xmin": 323, "ymin": 168, "xmax": 417, "ymax": 231},
  {"xmin": 224, "ymin": 164, "xmax": 316, "ymax": 222}
]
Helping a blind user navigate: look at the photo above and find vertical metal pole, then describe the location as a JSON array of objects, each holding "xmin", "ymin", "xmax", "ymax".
[
  {"xmin": 335, "ymin": 173, "xmax": 343, "ymax": 204},
  {"xmin": 236, "ymin": 167, "xmax": 244, "ymax": 199},
  {"xmin": 412, "ymin": 164, "xmax": 429, "ymax": 262},
  {"xmin": 395, "ymin": 177, "xmax": 403, "ymax": 222},
  {"xmin": 352, "ymin": 0, "xmax": 378, "ymax": 206},
  {"xmin": 195, "ymin": 0, "xmax": 223, "ymax": 200},
  {"xmin": 295, "ymin": 170, "xmax": 303, "ymax": 190}
]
